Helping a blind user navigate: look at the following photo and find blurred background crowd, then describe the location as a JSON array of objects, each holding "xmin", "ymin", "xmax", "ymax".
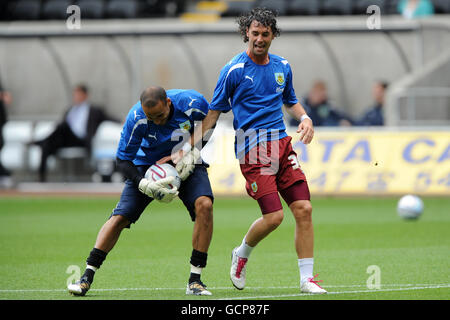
[
  {"xmin": 0, "ymin": 0, "xmax": 447, "ymax": 20},
  {"xmin": 0, "ymin": 0, "xmax": 449, "ymax": 191}
]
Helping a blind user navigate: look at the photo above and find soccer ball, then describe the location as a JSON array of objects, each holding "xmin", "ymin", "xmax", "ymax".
[
  {"xmin": 145, "ymin": 163, "xmax": 181, "ymax": 197},
  {"xmin": 397, "ymin": 195, "xmax": 424, "ymax": 220}
]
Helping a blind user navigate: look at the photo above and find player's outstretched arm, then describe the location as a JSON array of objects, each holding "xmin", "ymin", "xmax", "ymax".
[
  {"xmin": 285, "ymin": 102, "xmax": 314, "ymax": 145},
  {"xmin": 158, "ymin": 110, "xmax": 222, "ymax": 165},
  {"xmin": 193, "ymin": 109, "xmax": 222, "ymax": 147},
  {"xmin": 157, "ymin": 110, "xmax": 221, "ymax": 181}
]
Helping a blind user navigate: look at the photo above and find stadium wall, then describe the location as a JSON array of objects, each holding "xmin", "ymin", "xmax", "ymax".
[{"xmin": 0, "ymin": 16, "xmax": 449, "ymax": 123}]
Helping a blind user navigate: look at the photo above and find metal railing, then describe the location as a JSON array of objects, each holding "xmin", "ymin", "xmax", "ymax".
[{"xmin": 391, "ymin": 87, "xmax": 450, "ymax": 126}]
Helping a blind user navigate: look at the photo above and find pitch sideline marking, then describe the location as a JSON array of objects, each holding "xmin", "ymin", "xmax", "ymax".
[
  {"xmin": 0, "ymin": 283, "xmax": 449, "ymax": 294},
  {"xmin": 218, "ymin": 284, "xmax": 450, "ymax": 300}
]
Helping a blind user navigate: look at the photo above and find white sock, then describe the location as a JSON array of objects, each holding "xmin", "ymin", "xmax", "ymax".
[
  {"xmin": 190, "ymin": 264, "xmax": 203, "ymax": 275},
  {"xmin": 86, "ymin": 265, "xmax": 98, "ymax": 272},
  {"xmin": 298, "ymin": 258, "xmax": 314, "ymax": 283},
  {"xmin": 236, "ymin": 237, "xmax": 254, "ymax": 259}
]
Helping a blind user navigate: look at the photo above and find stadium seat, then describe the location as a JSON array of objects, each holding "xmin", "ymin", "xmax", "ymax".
[
  {"xmin": 256, "ymin": 0, "xmax": 287, "ymax": 16},
  {"xmin": 6, "ymin": 0, "xmax": 41, "ymax": 20},
  {"xmin": 76, "ymin": 0, "xmax": 105, "ymax": 19},
  {"xmin": 26, "ymin": 120, "xmax": 92, "ymax": 181},
  {"xmin": 91, "ymin": 121, "xmax": 122, "ymax": 161},
  {"xmin": 91, "ymin": 121, "xmax": 122, "ymax": 182},
  {"xmin": 353, "ymin": 0, "xmax": 387, "ymax": 15},
  {"xmin": 105, "ymin": 0, "xmax": 140, "ymax": 19},
  {"xmin": 41, "ymin": 0, "xmax": 71, "ymax": 20},
  {"xmin": 221, "ymin": 0, "xmax": 256, "ymax": 17},
  {"xmin": 56, "ymin": 147, "xmax": 90, "ymax": 182},
  {"xmin": 385, "ymin": 0, "xmax": 400, "ymax": 14},
  {"xmin": 321, "ymin": 0, "xmax": 352, "ymax": 15},
  {"xmin": 1, "ymin": 121, "xmax": 33, "ymax": 171},
  {"xmin": 286, "ymin": 0, "xmax": 320, "ymax": 16},
  {"xmin": 431, "ymin": 0, "xmax": 450, "ymax": 13},
  {"xmin": 3, "ymin": 121, "xmax": 33, "ymax": 148},
  {"xmin": 137, "ymin": 0, "xmax": 164, "ymax": 17},
  {"xmin": 0, "ymin": 1, "xmax": 8, "ymax": 20},
  {"xmin": 163, "ymin": 0, "xmax": 188, "ymax": 17}
]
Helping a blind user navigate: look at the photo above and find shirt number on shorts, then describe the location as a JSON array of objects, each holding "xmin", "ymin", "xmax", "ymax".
[{"xmin": 288, "ymin": 154, "xmax": 300, "ymax": 170}]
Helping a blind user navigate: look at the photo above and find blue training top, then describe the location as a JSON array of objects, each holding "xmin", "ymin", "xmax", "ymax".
[
  {"xmin": 210, "ymin": 51, "xmax": 298, "ymax": 158},
  {"xmin": 116, "ymin": 89, "xmax": 209, "ymax": 166}
]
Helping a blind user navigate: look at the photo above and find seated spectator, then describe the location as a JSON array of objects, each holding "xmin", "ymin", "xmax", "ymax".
[
  {"xmin": 398, "ymin": 0, "xmax": 434, "ymax": 19},
  {"xmin": 30, "ymin": 84, "xmax": 119, "ymax": 182},
  {"xmin": 355, "ymin": 81, "xmax": 388, "ymax": 126},
  {"xmin": 289, "ymin": 80, "xmax": 353, "ymax": 127},
  {"xmin": 0, "ymin": 86, "xmax": 12, "ymax": 180}
]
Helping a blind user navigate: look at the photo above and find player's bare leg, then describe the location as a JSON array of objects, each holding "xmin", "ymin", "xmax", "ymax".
[
  {"xmin": 192, "ymin": 196, "xmax": 213, "ymax": 253},
  {"xmin": 230, "ymin": 210, "xmax": 284, "ymax": 289},
  {"xmin": 186, "ymin": 196, "xmax": 213, "ymax": 296},
  {"xmin": 244, "ymin": 210, "xmax": 284, "ymax": 247},
  {"xmin": 290, "ymin": 200, "xmax": 326, "ymax": 294},
  {"xmin": 94, "ymin": 215, "xmax": 130, "ymax": 253},
  {"xmin": 290, "ymin": 200, "xmax": 314, "ymax": 258},
  {"xmin": 68, "ymin": 215, "xmax": 129, "ymax": 296}
]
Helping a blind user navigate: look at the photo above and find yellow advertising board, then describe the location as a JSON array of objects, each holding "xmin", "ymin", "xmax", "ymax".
[{"xmin": 205, "ymin": 128, "xmax": 450, "ymax": 196}]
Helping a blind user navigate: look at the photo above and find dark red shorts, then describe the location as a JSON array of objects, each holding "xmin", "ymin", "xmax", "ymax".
[{"xmin": 240, "ymin": 136, "xmax": 310, "ymax": 213}]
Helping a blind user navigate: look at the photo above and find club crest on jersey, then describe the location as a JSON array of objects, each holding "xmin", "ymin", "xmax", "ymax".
[
  {"xmin": 275, "ymin": 73, "xmax": 285, "ymax": 85},
  {"xmin": 179, "ymin": 120, "xmax": 191, "ymax": 131},
  {"xmin": 251, "ymin": 182, "xmax": 258, "ymax": 193}
]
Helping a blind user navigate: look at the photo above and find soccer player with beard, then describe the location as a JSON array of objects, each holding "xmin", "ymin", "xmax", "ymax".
[{"xmin": 172, "ymin": 8, "xmax": 327, "ymax": 294}]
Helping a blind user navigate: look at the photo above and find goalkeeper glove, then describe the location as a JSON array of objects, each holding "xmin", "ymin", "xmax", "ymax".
[
  {"xmin": 138, "ymin": 176, "xmax": 179, "ymax": 203},
  {"xmin": 176, "ymin": 147, "xmax": 201, "ymax": 181}
]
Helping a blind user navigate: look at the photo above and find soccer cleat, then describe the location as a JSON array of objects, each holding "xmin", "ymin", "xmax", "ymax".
[
  {"xmin": 186, "ymin": 280, "xmax": 212, "ymax": 296},
  {"xmin": 68, "ymin": 277, "xmax": 91, "ymax": 296},
  {"xmin": 300, "ymin": 274, "xmax": 327, "ymax": 294},
  {"xmin": 230, "ymin": 247, "xmax": 248, "ymax": 290}
]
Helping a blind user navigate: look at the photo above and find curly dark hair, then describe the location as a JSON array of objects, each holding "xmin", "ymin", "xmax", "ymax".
[{"xmin": 236, "ymin": 7, "xmax": 281, "ymax": 43}]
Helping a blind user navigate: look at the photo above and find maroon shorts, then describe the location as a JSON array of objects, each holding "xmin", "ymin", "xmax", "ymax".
[{"xmin": 240, "ymin": 136, "xmax": 310, "ymax": 213}]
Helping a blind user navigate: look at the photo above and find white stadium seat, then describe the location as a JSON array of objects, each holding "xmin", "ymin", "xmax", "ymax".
[
  {"xmin": 1, "ymin": 120, "xmax": 122, "ymax": 181},
  {"xmin": 1, "ymin": 121, "xmax": 33, "ymax": 170},
  {"xmin": 92, "ymin": 121, "xmax": 122, "ymax": 160},
  {"xmin": 91, "ymin": 121, "xmax": 123, "ymax": 180}
]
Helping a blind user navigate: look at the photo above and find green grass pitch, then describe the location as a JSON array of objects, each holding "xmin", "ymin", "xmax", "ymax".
[{"xmin": 0, "ymin": 195, "xmax": 448, "ymax": 300}]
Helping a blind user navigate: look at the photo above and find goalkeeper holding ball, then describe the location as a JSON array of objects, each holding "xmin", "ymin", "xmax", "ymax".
[{"xmin": 68, "ymin": 86, "xmax": 214, "ymax": 296}]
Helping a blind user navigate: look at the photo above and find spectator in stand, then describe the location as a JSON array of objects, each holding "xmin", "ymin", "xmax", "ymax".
[
  {"xmin": 398, "ymin": 0, "xmax": 434, "ymax": 19},
  {"xmin": 288, "ymin": 80, "xmax": 353, "ymax": 127},
  {"xmin": 355, "ymin": 81, "xmax": 388, "ymax": 126},
  {"xmin": 29, "ymin": 84, "xmax": 119, "ymax": 182}
]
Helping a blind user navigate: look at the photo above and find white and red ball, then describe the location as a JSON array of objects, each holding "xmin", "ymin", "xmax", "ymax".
[{"xmin": 145, "ymin": 163, "xmax": 181, "ymax": 190}]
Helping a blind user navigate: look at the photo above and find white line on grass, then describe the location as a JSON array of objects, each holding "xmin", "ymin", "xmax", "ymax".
[
  {"xmin": 218, "ymin": 284, "xmax": 450, "ymax": 300},
  {"xmin": 0, "ymin": 283, "xmax": 449, "ymax": 294}
]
